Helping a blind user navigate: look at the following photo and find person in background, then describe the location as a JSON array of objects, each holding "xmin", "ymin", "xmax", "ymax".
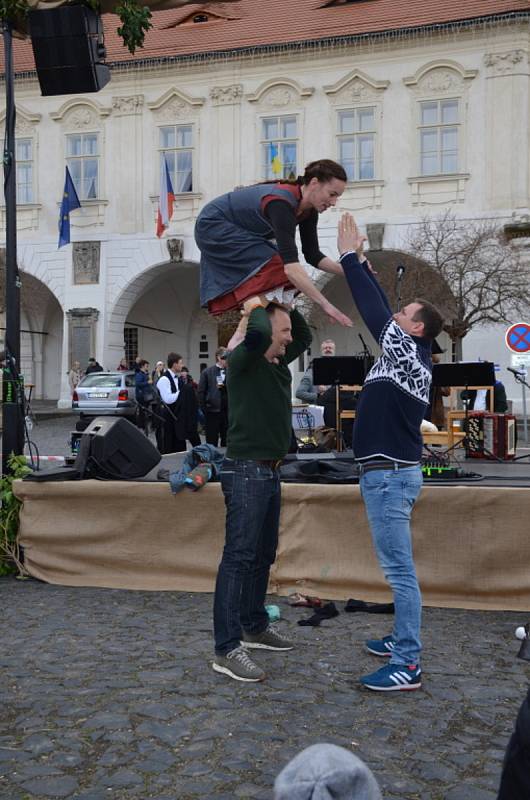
[
  {"xmin": 152, "ymin": 360, "xmax": 165, "ymax": 385},
  {"xmin": 295, "ymin": 338, "xmax": 336, "ymax": 405},
  {"xmin": 134, "ymin": 359, "xmax": 151, "ymax": 432},
  {"xmin": 461, "ymin": 364, "xmax": 508, "ymax": 413},
  {"xmin": 198, "ymin": 348, "xmax": 229, "ymax": 447},
  {"xmin": 117, "ymin": 357, "xmax": 129, "ymax": 371},
  {"xmin": 68, "ymin": 360, "xmax": 82, "ymax": 394},
  {"xmin": 85, "ymin": 357, "xmax": 103, "ymax": 375}
]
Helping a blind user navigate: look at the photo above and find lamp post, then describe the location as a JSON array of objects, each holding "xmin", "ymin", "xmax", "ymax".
[{"xmin": 2, "ymin": 20, "xmax": 24, "ymax": 474}]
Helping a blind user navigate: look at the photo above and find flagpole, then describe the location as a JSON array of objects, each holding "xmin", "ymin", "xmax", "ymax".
[{"xmin": 2, "ymin": 20, "xmax": 24, "ymax": 473}]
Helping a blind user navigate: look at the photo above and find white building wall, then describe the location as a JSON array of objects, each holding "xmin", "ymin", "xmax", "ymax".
[{"xmin": 2, "ymin": 22, "xmax": 529, "ymax": 408}]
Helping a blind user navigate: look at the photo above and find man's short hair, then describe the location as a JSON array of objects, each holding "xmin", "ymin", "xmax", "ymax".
[
  {"xmin": 138, "ymin": 359, "xmax": 149, "ymax": 368},
  {"xmin": 167, "ymin": 352, "xmax": 182, "ymax": 369},
  {"xmin": 412, "ymin": 299, "xmax": 444, "ymax": 340},
  {"xmin": 265, "ymin": 302, "xmax": 290, "ymax": 317},
  {"xmin": 215, "ymin": 347, "xmax": 227, "ymax": 360}
]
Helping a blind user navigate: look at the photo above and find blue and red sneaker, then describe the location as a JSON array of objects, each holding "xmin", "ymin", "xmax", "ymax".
[
  {"xmin": 360, "ymin": 663, "xmax": 422, "ymax": 692},
  {"xmin": 365, "ymin": 635, "xmax": 396, "ymax": 657}
]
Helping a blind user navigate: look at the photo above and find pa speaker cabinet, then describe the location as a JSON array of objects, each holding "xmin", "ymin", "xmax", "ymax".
[
  {"xmin": 29, "ymin": 6, "xmax": 110, "ymax": 96},
  {"xmin": 82, "ymin": 417, "xmax": 161, "ymax": 479}
]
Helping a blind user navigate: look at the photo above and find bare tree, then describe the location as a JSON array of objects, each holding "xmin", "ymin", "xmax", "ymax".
[{"xmin": 405, "ymin": 210, "xmax": 530, "ymax": 344}]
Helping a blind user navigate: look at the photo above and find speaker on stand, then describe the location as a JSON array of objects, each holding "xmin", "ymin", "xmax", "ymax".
[{"xmin": 28, "ymin": 5, "xmax": 110, "ymax": 96}]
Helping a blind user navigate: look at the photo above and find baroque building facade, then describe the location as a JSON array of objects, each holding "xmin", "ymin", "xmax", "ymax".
[{"xmin": 1, "ymin": 8, "xmax": 530, "ymax": 409}]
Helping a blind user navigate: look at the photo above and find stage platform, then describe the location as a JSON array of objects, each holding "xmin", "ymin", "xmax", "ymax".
[{"xmin": 14, "ymin": 450, "xmax": 530, "ymax": 612}]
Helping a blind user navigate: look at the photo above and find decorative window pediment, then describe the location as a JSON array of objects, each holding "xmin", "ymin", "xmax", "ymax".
[
  {"xmin": 147, "ymin": 88, "xmax": 205, "ymax": 122},
  {"xmin": 246, "ymin": 79, "xmax": 314, "ymax": 108},
  {"xmin": 50, "ymin": 99, "xmax": 111, "ymax": 128},
  {"xmin": 403, "ymin": 61, "xmax": 477, "ymax": 95},
  {"xmin": 0, "ymin": 104, "xmax": 41, "ymax": 135},
  {"xmin": 324, "ymin": 69, "xmax": 389, "ymax": 105}
]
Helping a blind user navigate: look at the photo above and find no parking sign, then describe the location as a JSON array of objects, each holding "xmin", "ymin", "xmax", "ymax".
[{"xmin": 505, "ymin": 322, "xmax": 530, "ymax": 353}]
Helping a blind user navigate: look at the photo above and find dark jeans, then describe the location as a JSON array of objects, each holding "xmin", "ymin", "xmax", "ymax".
[
  {"xmin": 205, "ymin": 410, "xmax": 228, "ymax": 447},
  {"xmin": 213, "ymin": 458, "xmax": 281, "ymax": 655}
]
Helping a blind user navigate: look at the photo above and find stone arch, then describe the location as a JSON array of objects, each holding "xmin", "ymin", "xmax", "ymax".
[
  {"xmin": 403, "ymin": 60, "xmax": 478, "ymax": 93},
  {"xmin": 50, "ymin": 98, "xmax": 112, "ymax": 123},
  {"xmin": 246, "ymin": 78, "xmax": 314, "ymax": 105},
  {"xmin": 106, "ymin": 258, "xmax": 218, "ymax": 376},
  {"xmin": 0, "ymin": 255, "xmax": 64, "ymax": 399}
]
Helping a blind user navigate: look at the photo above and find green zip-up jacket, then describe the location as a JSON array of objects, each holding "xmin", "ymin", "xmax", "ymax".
[{"xmin": 226, "ymin": 307, "xmax": 312, "ymax": 460}]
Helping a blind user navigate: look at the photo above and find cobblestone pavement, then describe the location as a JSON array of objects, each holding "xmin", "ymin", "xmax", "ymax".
[{"xmin": 1, "ymin": 577, "xmax": 529, "ymax": 800}]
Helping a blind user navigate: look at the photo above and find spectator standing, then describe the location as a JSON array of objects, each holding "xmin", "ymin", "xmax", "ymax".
[
  {"xmin": 67, "ymin": 361, "xmax": 82, "ymax": 394},
  {"xmin": 152, "ymin": 361, "xmax": 165, "ymax": 385},
  {"xmin": 157, "ymin": 354, "xmax": 200, "ymax": 453},
  {"xmin": 198, "ymin": 348, "xmax": 229, "ymax": 447},
  {"xmin": 117, "ymin": 357, "xmax": 129, "ymax": 371},
  {"xmin": 134, "ymin": 359, "xmax": 151, "ymax": 432},
  {"xmin": 85, "ymin": 358, "xmax": 103, "ymax": 375}
]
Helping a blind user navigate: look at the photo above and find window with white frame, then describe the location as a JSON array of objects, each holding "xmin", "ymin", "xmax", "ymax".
[
  {"xmin": 337, "ymin": 107, "xmax": 375, "ymax": 181},
  {"xmin": 261, "ymin": 115, "xmax": 297, "ymax": 180},
  {"xmin": 66, "ymin": 132, "xmax": 99, "ymax": 199},
  {"xmin": 16, "ymin": 138, "xmax": 34, "ymax": 204},
  {"xmin": 419, "ymin": 99, "xmax": 459, "ymax": 176},
  {"xmin": 159, "ymin": 125, "xmax": 193, "ymax": 193}
]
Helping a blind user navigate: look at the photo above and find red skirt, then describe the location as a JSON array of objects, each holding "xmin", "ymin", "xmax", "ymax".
[{"xmin": 207, "ymin": 254, "xmax": 294, "ymax": 315}]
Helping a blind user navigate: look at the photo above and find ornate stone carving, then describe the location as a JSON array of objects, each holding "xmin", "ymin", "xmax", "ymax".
[
  {"xmin": 66, "ymin": 108, "xmax": 99, "ymax": 129},
  {"xmin": 66, "ymin": 307, "xmax": 99, "ymax": 368},
  {"xmin": 210, "ymin": 84, "xmax": 243, "ymax": 106},
  {"xmin": 262, "ymin": 88, "xmax": 295, "ymax": 107},
  {"xmin": 73, "ymin": 242, "xmax": 100, "ymax": 285},
  {"xmin": 366, "ymin": 223, "xmax": 385, "ymax": 252},
  {"xmin": 112, "ymin": 95, "xmax": 144, "ymax": 116},
  {"xmin": 15, "ymin": 118, "xmax": 35, "ymax": 135},
  {"xmin": 333, "ymin": 80, "xmax": 377, "ymax": 105},
  {"xmin": 155, "ymin": 98, "xmax": 191, "ymax": 121},
  {"xmin": 484, "ymin": 50, "xmax": 527, "ymax": 75},
  {"xmin": 417, "ymin": 69, "xmax": 464, "ymax": 94},
  {"xmin": 166, "ymin": 238, "xmax": 184, "ymax": 262}
]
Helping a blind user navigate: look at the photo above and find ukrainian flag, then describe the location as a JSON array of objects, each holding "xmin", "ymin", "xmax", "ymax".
[{"xmin": 269, "ymin": 142, "xmax": 283, "ymax": 177}]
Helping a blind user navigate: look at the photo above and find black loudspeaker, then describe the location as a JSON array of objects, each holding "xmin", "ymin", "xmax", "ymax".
[
  {"xmin": 28, "ymin": 6, "xmax": 111, "ymax": 96},
  {"xmin": 76, "ymin": 417, "xmax": 161, "ymax": 480}
]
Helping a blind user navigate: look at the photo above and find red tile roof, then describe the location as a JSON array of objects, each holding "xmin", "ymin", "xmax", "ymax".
[{"xmin": 4, "ymin": 0, "xmax": 530, "ymax": 74}]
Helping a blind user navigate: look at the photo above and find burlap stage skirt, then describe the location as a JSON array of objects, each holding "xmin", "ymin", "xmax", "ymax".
[{"xmin": 14, "ymin": 480, "xmax": 530, "ymax": 611}]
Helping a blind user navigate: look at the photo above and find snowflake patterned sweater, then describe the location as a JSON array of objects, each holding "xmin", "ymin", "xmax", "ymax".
[{"xmin": 340, "ymin": 251, "xmax": 433, "ymax": 463}]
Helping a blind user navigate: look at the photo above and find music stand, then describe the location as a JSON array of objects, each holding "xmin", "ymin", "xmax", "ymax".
[
  {"xmin": 313, "ymin": 357, "xmax": 370, "ymax": 450},
  {"xmin": 432, "ymin": 361, "xmax": 496, "ymax": 459}
]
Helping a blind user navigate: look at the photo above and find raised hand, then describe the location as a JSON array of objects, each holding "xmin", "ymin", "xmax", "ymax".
[{"xmin": 338, "ymin": 212, "xmax": 367, "ymax": 257}]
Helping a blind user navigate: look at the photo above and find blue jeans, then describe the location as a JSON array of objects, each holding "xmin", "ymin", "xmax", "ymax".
[
  {"xmin": 213, "ymin": 459, "xmax": 281, "ymax": 655},
  {"xmin": 359, "ymin": 464, "xmax": 423, "ymax": 666}
]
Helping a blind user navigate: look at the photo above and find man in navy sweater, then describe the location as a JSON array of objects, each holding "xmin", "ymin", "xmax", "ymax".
[{"xmin": 337, "ymin": 213, "xmax": 444, "ymax": 692}]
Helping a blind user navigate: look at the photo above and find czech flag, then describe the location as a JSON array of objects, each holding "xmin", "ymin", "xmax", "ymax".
[
  {"xmin": 156, "ymin": 157, "xmax": 175, "ymax": 238},
  {"xmin": 269, "ymin": 142, "xmax": 283, "ymax": 177}
]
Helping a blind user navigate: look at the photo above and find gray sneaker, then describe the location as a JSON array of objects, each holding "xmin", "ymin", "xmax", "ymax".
[
  {"xmin": 213, "ymin": 646, "xmax": 266, "ymax": 682},
  {"xmin": 241, "ymin": 624, "xmax": 294, "ymax": 651}
]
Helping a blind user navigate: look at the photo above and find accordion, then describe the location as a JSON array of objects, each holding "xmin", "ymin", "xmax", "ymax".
[{"xmin": 466, "ymin": 412, "xmax": 517, "ymax": 460}]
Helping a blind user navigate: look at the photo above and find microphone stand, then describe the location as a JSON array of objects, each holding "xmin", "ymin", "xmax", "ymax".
[
  {"xmin": 396, "ymin": 267, "xmax": 405, "ymax": 312},
  {"xmin": 510, "ymin": 370, "xmax": 530, "ymax": 459}
]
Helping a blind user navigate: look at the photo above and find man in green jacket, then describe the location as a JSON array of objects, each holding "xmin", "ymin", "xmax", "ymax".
[{"xmin": 213, "ymin": 296, "xmax": 312, "ymax": 682}]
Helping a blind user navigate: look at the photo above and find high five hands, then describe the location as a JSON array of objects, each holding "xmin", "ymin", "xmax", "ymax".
[{"xmin": 338, "ymin": 213, "xmax": 367, "ymax": 259}]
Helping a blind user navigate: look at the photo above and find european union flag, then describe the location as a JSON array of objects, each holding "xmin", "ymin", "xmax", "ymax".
[{"xmin": 58, "ymin": 166, "xmax": 81, "ymax": 248}]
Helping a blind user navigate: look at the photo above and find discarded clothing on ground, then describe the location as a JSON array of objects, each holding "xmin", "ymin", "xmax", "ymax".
[
  {"xmin": 169, "ymin": 444, "xmax": 224, "ymax": 494},
  {"xmin": 298, "ymin": 602, "xmax": 339, "ymax": 627},
  {"xmin": 344, "ymin": 598, "xmax": 395, "ymax": 615}
]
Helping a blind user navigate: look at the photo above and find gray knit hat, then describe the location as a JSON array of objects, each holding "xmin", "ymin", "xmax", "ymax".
[{"xmin": 273, "ymin": 743, "xmax": 382, "ymax": 800}]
